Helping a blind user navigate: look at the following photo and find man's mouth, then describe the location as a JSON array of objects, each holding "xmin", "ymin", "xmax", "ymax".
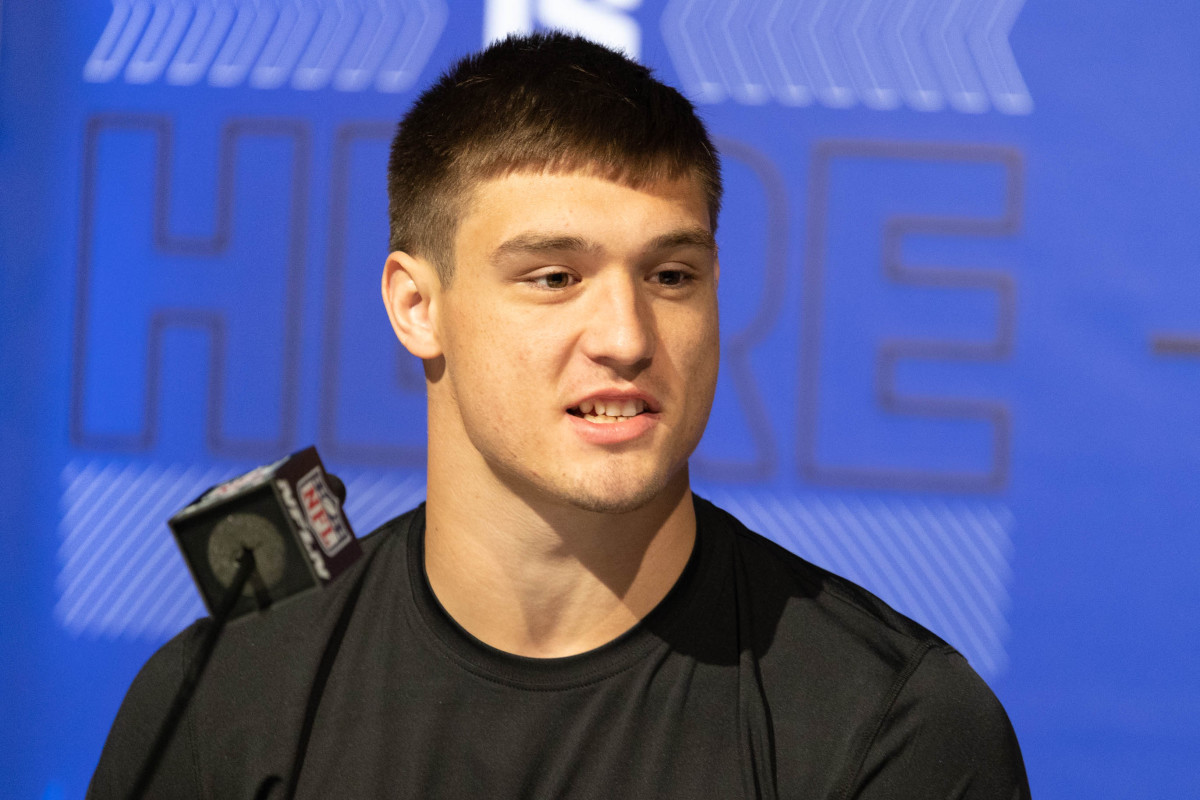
[{"xmin": 568, "ymin": 398, "xmax": 648, "ymax": 424}]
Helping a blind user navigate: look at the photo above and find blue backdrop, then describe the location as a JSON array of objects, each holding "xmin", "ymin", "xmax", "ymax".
[{"xmin": 2, "ymin": 1, "xmax": 1197, "ymax": 797}]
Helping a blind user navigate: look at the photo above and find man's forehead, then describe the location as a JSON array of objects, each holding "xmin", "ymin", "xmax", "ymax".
[
  {"xmin": 453, "ymin": 170, "xmax": 712, "ymax": 260},
  {"xmin": 458, "ymin": 165, "xmax": 710, "ymax": 222}
]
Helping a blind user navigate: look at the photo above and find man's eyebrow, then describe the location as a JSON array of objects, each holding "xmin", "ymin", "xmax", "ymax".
[
  {"xmin": 644, "ymin": 227, "xmax": 717, "ymax": 254},
  {"xmin": 490, "ymin": 227, "xmax": 716, "ymax": 263},
  {"xmin": 491, "ymin": 233, "xmax": 602, "ymax": 261}
]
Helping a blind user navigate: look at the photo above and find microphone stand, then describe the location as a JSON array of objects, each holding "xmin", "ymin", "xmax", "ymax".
[{"xmin": 127, "ymin": 548, "xmax": 266, "ymax": 800}]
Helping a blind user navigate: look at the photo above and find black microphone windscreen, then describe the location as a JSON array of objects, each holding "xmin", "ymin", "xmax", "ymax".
[{"xmin": 325, "ymin": 473, "xmax": 346, "ymax": 506}]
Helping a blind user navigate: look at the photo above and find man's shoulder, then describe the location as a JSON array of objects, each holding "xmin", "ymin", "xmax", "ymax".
[
  {"xmin": 694, "ymin": 496, "xmax": 1028, "ymax": 797},
  {"xmin": 694, "ymin": 495, "xmax": 970, "ymax": 738},
  {"xmin": 695, "ymin": 495, "xmax": 950, "ymax": 658}
]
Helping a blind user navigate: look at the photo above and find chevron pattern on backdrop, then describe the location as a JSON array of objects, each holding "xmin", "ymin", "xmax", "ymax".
[
  {"xmin": 82, "ymin": 0, "xmax": 449, "ymax": 92},
  {"xmin": 81, "ymin": 0, "xmax": 1031, "ymax": 115},
  {"xmin": 662, "ymin": 0, "xmax": 1031, "ymax": 113},
  {"xmin": 56, "ymin": 459, "xmax": 1014, "ymax": 677}
]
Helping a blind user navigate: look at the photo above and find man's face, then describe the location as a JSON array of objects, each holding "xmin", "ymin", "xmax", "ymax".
[{"xmin": 429, "ymin": 170, "xmax": 720, "ymax": 514}]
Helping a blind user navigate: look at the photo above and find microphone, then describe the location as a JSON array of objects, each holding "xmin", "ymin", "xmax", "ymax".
[
  {"xmin": 169, "ymin": 446, "xmax": 361, "ymax": 619},
  {"xmin": 129, "ymin": 447, "xmax": 359, "ymax": 800}
]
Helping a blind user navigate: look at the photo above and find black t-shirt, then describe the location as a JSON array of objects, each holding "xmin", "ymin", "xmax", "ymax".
[{"xmin": 89, "ymin": 497, "xmax": 1029, "ymax": 799}]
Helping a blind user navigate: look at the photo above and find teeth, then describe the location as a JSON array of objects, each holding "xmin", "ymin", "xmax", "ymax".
[{"xmin": 577, "ymin": 398, "xmax": 647, "ymax": 422}]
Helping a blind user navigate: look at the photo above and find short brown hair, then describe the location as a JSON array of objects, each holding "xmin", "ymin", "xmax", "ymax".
[{"xmin": 387, "ymin": 31, "xmax": 722, "ymax": 283}]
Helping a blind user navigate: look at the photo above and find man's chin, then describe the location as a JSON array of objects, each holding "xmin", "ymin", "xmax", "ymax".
[
  {"xmin": 565, "ymin": 489, "xmax": 662, "ymax": 515},
  {"xmin": 486, "ymin": 450, "xmax": 692, "ymax": 517},
  {"xmin": 555, "ymin": 467, "xmax": 689, "ymax": 516}
]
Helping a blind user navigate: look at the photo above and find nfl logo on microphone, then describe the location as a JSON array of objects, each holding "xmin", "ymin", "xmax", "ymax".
[{"xmin": 298, "ymin": 467, "xmax": 353, "ymax": 557}]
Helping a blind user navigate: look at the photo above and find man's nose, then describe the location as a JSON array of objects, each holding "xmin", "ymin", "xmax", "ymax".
[{"xmin": 579, "ymin": 276, "xmax": 656, "ymax": 371}]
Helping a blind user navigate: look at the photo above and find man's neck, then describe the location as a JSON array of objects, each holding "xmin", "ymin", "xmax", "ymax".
[{"xmin": 422, "ymin": 467, "xmax": 697, "ymax": 659}]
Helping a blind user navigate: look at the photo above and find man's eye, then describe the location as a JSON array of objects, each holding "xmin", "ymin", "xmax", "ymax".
[
  {"xmin": 653, "ymin": 269, "xmax": 688, "ymax": 287},
  {"xmin": 533, "ymin": 271, "xmax": 575, "ymax": 289}
]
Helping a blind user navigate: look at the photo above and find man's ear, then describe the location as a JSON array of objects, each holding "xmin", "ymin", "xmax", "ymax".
[{"xmin": 382, "ymin": 251, "xmax": 442, "ymax": 360}]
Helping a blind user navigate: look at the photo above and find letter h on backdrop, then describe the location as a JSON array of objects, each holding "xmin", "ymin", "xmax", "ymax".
[{"xmin": 71, "ymin": 114, "xmax": 310, "ymax": 460}]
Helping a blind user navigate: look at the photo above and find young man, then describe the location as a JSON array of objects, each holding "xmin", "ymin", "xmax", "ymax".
[{"xmin": 91, "ymin": 33, "xmax": 1029, "ymax": 798}]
